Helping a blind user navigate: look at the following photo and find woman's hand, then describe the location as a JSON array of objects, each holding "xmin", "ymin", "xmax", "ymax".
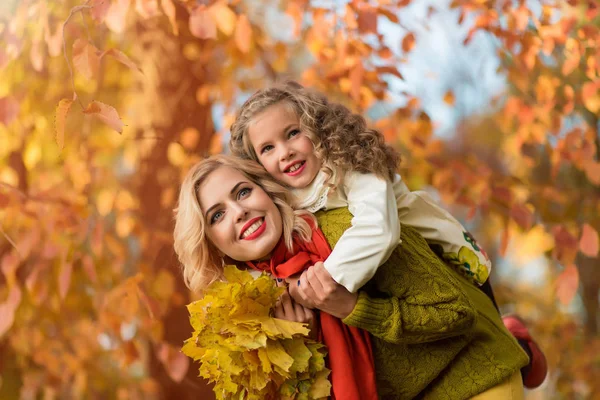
[
  {"xmin": 287, "ymin": 262, "xmax": 358, "ymax": 320},
  {"xmin": 274, "ymin": 282, "xmax": 319, "ymax": 340}
]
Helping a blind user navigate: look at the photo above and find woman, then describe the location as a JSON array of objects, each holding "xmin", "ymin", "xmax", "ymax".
[{"xmin": 174, "ymin": 155, "xmax": 528, "ymax": 400}]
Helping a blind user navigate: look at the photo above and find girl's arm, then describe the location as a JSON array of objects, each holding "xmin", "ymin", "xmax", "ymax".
[
  {"xmin": 396, "ymin": 189, "xmax": 493, "ymax": 285},
  {"xmin": 322, "ymin": 171, "xmax": 400, "ymax": 293}
]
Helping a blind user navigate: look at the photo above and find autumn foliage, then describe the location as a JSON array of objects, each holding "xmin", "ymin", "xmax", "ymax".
[{"xmin": 0, "ymin": 0, "xmax": 598, "ymax": 398}]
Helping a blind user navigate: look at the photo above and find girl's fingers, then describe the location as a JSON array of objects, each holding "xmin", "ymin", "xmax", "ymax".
[
  {"xmin": 305, "ymin": 266, "xmax": 325, "ymax": 295},
  {"xmin": 297, "ymin": 271, "xmax": 317, "ymax": 308}
]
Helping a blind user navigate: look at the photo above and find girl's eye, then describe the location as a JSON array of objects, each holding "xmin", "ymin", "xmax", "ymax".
[
  {"xmin": 238, "ymin": 187, "xmax": 252, "ymax": 200},
  {"xmin": 261, "ymin": 145, "xmax": 274, "ymax": 154},
  {"xmin": 210, "ymin": 211, "xmax": 224, "ymax": 224},
  {"xmin": 288, "ymin": 129, "xmax": 300, "ymax": 138}
]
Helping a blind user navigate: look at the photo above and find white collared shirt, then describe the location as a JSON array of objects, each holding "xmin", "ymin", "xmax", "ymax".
[{"xmin": 292, "ymin": 168, "xmax": 492, "ymax": 293}]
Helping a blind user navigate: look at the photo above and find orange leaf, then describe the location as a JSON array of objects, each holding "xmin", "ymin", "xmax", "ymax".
[
  {"xmin": 556, "ymin": 264, "xmax": 579, "ymax": 305},
  {"xmin": 402, "ymin": 32, "xmax": 416, "ymax": 53},
  {"xmin": 209, "ymin": 133, "xmax": 223, "ymax": 155},
  {"xmin": 72, "ymin": 38, "xmax": 101, "ymax": 80},
  {"xmin": 377, "ymin": 7, "xmax": 399, "ymax": 23},
  {"xmin": 234, "ymin": 14, "xmax": 252, "ymax": 54},
  {"xmin": 584, "ymin": 160, "xmax": 600, "ymax": 185},
  {"xmin": 581, "ymin": 81, "xmax": 600, "ymax": 114},
  {"xmin": 285, "ymin": 1, "xmax": 303, "ymax": 38},
  {"xmin": 83, "ymin": 101, "xmax": 124, "ymax": 133},
  {"xmin": 513, "ymin": 5, "xmax": 529, "ymax": 32},
  {"xmin": 579, "ymin": 223, "xmax": 599, "ymax": 257},
  {"xmin": 30, "ymin": 39, "xmax": 44, "ymax": 72},
  {"xmin": 189, "ymin": 6, "xmax": 216, "ymax": 39},
  {"xmin": 0, "ymin": 285, "xmax": 22, "ymax": 339},
  {"xmin": 137, "ymin": 284, "xmax": 161, "ymax": 319},
  {"xmin": 209, "ymin": 2, "xmax": 236, "ymax": 36},
  {"xmin": 100, "ymin": 48, "xmax": 143, "ymax": 74},
  {"xmin": 90, "ymin": 0, "xmax": 111, "ymax": 23},
  {"xmin": 44, "ymin": 22, "xmax": 63, "ymax": 57},
  {"xmin": 55, "ymin": 97, "xmax": 75, "ymax": 150},
  {"xmin": 161, "ymin": 0, "xmax": 178, "ymax": 35},
  {"xmin": 58, "ymin": 261, "xmax": 73, "ymax": 300},
  {"xmin": 0, "ymin": 96, "xmax": 20, "ymax": 126},
  {"xmin": 82, "ymin": 254, "xmax": 98, "ymax": 283},
  {"xmin": 349, "ymin": 61, "xmax": 364, "ymax": 101},
  {"xmin": 443, "ymin": 90, "xmax": 456, "ymax": 106},
  {"xmin": 356, "ymin": 6, "xmax": 378, "ymax": 34},
  {"xmin": 510, "ymin": 203, "xmax": 534, "ymax": 230},
  {"xmin": 376, "ymin": 66, "xmax": 403, "ymax": 79},
  {"xmin": 157, "ymin": 342, "xmax": 190, "ymax": 382},
  {"xmin": 105, "ymin": 0, "xmax": 131, "ymax": 34},
  {"xmin": 135, "ymin": 0, "xmax": 160, "ymax": 19},
  {"xmin": 552, "ymin": 225, "xmax": 579, "ymax": 265}
]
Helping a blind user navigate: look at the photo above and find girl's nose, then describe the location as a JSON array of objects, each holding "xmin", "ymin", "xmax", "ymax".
[{"xmin": 279, "ymin": 145, "xmax": 295, "ymax": 162}]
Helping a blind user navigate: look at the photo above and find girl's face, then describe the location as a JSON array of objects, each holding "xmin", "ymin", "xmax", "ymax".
[
  {"xmin": 197, "ymin": 166, "xmax": 283, "ymax": 262},
  {"xmin": 247, "ymin": 102, "xmax": 321, "ymax": 189}
]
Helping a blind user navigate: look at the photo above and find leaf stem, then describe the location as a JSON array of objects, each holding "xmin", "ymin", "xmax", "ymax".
[
  {"xmin": 0, "ymin": 223, "xmax": 22, "ymax": 259},
  {"xmin": 62, "ymin": 4, "xmax": 93, "ymax": 110}
]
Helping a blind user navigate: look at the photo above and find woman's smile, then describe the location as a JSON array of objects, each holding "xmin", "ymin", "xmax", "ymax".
[{"xmin": 240, "ymin": 217, "xmax": 266, "ymax": 240}]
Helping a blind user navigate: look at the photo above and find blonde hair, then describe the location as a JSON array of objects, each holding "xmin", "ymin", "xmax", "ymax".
[
  {"xmin": 229, "ymin": 81, "xmax": 400, "ymax": 184},
  {"xmin": 173, "ymin": 154, "xmax": 314, "ymax": 293}
]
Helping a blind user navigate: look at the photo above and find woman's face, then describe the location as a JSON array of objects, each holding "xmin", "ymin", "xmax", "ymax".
[{"xmin": 197, "ymin": 166, "xmax": 283, "ymax": 262}]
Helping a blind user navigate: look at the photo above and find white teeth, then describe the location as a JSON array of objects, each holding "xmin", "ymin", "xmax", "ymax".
[
  {"xmin": 242, "ymin": 219, "xmax": 263, "ymax": 239},
  {"xmin": 287, "ymin": 162, "xmax": 303, "ymax": 173}
]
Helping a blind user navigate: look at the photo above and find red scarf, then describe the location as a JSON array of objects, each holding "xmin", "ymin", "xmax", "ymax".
[{"xmin": 247, "ymin": 222, "xmax": 378, "ymax": 400}]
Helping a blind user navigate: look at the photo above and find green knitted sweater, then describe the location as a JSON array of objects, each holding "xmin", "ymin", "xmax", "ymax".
[{"xmin": 315, "ymin": 208, "xmax": 529, "ymax": 400}]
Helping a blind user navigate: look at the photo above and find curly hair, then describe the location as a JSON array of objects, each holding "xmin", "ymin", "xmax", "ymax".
[
  {"xmin": 173, "ymin": 154, "xmax": 314, "ymax": 293},
  {"xmin": 229, "ymin": 81, "xmax": 400, "ymax": 184}
]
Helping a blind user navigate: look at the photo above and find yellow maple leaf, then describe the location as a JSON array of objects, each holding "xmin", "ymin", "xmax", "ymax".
[{"xmin": 182, "ymin": 266, "xmax": 331, "ymax": 399}]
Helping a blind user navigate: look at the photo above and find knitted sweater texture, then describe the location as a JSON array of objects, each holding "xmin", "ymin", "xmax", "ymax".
[{"xmin": 315, "ymin": 208, "xmax": 528, "ymax": 400}]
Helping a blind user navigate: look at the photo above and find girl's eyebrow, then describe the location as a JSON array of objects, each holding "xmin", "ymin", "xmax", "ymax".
[
  {"xmin": 255, "ymin": 124, "xmax": 296, "ymax": 150},
  {"xmin": 204, "ymin": 181, "xmax": 249, "ymax": 217},
  {"xmin": 280, "ymin": 123, "xmax": 296, "ymax": 135}
]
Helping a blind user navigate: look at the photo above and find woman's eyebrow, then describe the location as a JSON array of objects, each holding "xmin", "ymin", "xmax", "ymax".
[{"xmin": 229, "ymin": 181, "xmax": 248, "ymax": 195}]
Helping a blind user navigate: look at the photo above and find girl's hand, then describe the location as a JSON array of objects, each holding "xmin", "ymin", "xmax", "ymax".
[
  {"xmin": 287, "ymin": 262, "xmax": 358, "ymax": 320},
  {"xmin": 274, "ymin": 281, "xmax": 319, "ymax": 340}
]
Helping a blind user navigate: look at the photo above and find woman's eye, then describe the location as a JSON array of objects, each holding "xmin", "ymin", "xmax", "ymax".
[
  {"xmin": 210, "ymin": 211, "xmax": 224, "ymax": 224},
  {"xmin": 238, "ymin": 187, "xmax": 252, "ymax": 199},
  {"xmin": 261, "ymin": 145, "xmax": 274, "ymax": 154},
  {"xmin": 288, "ymin": 129, "xmax": 300, "ymax": 138}
]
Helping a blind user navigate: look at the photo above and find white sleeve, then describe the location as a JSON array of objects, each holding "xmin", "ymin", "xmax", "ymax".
[{"xmin": 323, "ymin": 172, "xmax": 400, "ymax": 293}]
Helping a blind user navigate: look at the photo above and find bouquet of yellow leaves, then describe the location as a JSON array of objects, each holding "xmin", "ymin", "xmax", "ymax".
[{"xmin": 182, "ymin": 266, "xmax": 331, "ymax": 400}]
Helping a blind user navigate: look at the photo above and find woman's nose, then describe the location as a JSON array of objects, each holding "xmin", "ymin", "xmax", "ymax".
[{"xmin": 233, "ymin": 203, "xmax": 248, "ymax": 222}]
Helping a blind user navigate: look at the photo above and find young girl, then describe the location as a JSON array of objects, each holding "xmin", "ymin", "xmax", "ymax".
[{"xmin": 229, "ymin": 81, "xmax": 547, "ymax": 389}]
